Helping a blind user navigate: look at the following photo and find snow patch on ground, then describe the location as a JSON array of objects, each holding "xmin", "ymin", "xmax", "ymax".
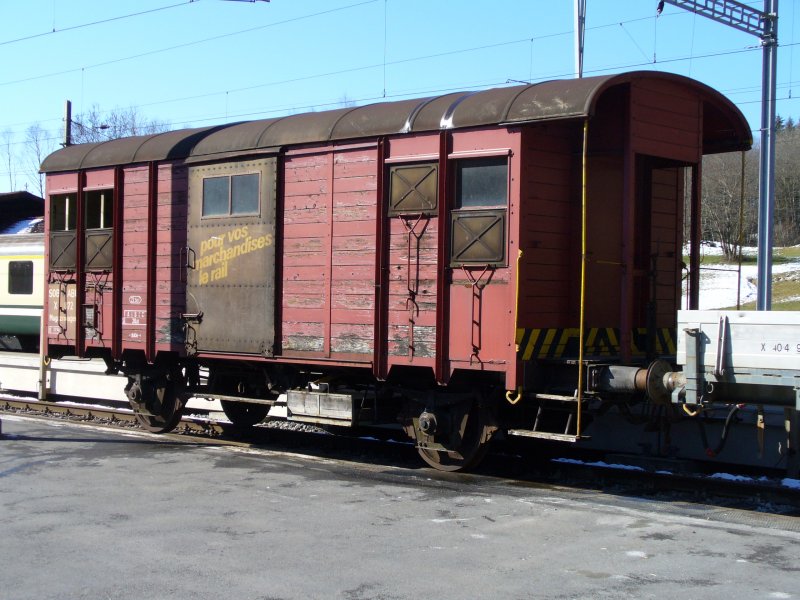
[
  {"xmin": 709, "ymin": 472, "xmax": 755, "ymax": 483},
  {"xmin": 554, "ymin": 457, "xmax": 800, "ymax": 490},
  {"xmin": 552, "ymin": 458, "xmax": 645, "ymax": 472},
  {"xmin": 688, "ymin": 244, "xmax": 800, "ymax": 310},
  {"xmin": 782, "ymin": 478, "xmax": 800, "ymax": 490}
]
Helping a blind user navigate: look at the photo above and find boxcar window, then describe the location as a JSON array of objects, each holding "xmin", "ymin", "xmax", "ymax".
[
  {"xmin": 203, "ymin": 177, "xmax": 229, "ymax": 216},
  {"xmin": 450, "ymin": 156, "xmax": 508, "ymax": 266},
  {"xmin": 202, "ymin": 174, "xmax": 260, "ymax": 217},
  {"xmin": 387, "ymin": 163, "xmax": 438, "ymax": 216},
  {"xmin": 231, "ymin": 173, "xmax": 260, "ymax": 215},
  {"xmin": 9, "ymin": 261, "xmax": 33, "ymax": 295},
  {"xmin": 84, "ymin": 189, "xmax": 113, "ymax": 229},
  {"xmin": 455, "ymin": 157, "xmax": 508, "ymax": 208},
  {"xmin": 50, "ymin": 194, "xmax": 77, "ymax": 231}
]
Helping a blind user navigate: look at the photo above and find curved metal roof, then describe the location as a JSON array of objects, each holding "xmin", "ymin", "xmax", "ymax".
[{"xmin": 41, "ymin": 71, "xmax": 752, "ymax": 173}]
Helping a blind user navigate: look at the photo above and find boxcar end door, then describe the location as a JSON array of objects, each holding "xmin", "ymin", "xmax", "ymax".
[{"xmin": 186, "ymin": 158, "xmax": 277, "ymax": 356}]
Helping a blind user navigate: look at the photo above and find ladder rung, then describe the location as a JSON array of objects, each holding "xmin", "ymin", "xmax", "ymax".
[
  {"xmin": 507, "ymin": 430, "xmax": 588, "ymax": 442},
  {"xmin": 534, "ymin": 393, "xmax": 579, "ymax": 403}
]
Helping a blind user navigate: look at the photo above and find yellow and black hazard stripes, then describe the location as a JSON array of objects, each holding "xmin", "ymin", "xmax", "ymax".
[
  {"xmin": 516, "ymin": 327, "xmax": 676, "ymax": 360},
  {"xmin": 631, "ymin": 327, "xmax": 676, "ymax": 356}
]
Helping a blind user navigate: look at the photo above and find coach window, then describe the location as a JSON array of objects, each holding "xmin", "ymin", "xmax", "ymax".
[
  {"xmin": 202, "ymin": 173, "xmax": 260, "ymax": 217},
  {"xmin": 450, "ymin": 156, "xmax": 508, "ymax": 266},
  {"xmin": 8, "ymin": 261, "xmax": 33, "ymax": 295}
]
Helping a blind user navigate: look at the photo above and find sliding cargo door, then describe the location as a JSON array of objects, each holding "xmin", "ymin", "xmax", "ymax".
[{"xmin": 186, "ymin": 158, "xmax": 277, "ymax": 355}]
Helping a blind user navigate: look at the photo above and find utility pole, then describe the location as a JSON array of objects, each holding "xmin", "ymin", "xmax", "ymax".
[
  {"xmin": 575, "ymin": 0, "xmax": 587, "ymax": 78},
  {"xmin": 658, "ymin": 0, "xmax": 778, "ymax": 310}
]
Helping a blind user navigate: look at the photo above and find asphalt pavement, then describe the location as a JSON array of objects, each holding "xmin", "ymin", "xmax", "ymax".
[{"xmin": 1, "ymin": 414, "xmax": 798, "ymax": 600}]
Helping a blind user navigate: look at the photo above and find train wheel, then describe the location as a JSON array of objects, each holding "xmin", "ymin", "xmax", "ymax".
[
  {"xmin": 413, "ymin": 399, "xmax": 494, "ymax": 472},
  {"xmin": 221, "ymin": 401, "xmax": 269, "ymax": 428},
  {"xmin": 127, "ymin": 377, "xmax": 184, "ymax": 433}
]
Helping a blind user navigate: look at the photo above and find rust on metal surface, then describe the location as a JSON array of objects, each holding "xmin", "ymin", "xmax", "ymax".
[{"xmin": 185, "ymin": 158, "xmax": 278, "ymax": 356}]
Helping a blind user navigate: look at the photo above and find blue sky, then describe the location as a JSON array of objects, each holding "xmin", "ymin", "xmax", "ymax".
[{"xmin": 1, "ymin": 0, "xmax": 797, "ymax": 193}]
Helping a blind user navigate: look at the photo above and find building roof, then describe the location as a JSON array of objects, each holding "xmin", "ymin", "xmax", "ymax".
[{"xmin": 0, "ymin": 191, "xmax": 45, "ymax": 233}]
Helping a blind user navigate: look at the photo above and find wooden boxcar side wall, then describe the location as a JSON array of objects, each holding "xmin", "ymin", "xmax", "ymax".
[
  {"xmin": 281, "ymin": 143, "xmax": 379, "ymax": 361},
  {"xmin": 45, "ymin": 163, "xmax": 189, "ymax": 360},
  {"xmin": 384, "ymin": 134, "xmax": 439, "ymax": 369},
  {"xmin": 281, "ymin": 150, "xmax": 328, "ymax": 354},
  {"xmin": 82, "ymin": 168, "xmax": 115, "ymax": 351},
  {"xmin": 384, "ymin": 134, "xmax": 440, "ymax": 373},
  {"xmin": 119, "ymin": 165, "xmax": 151, "ymax": 353},
  {"xmin": 330, "ymin": 145, "xmax": 379, "ymax": 358},
  {"xmin": 447, "ymin": 128, "xmax": 519, "ymax": 376},
  {"xmin": 44, "ymin": 172, "xmax": 78, "ymax": 348},
  {"xmin": 516, "ymin": 123, "xmax": 579, "ymax": 330},
  {"xmin": 629, "ymin": 78, "xmax": 699, "ymax": 341},
  {"xmin": 649, "ymin": 167, "xmax": 684, "ymax": 324},
  {"xmin": 513, "ymin": 83, "xmax": 696, "ymax": 367},
  {"xmin": 279, "ymin": 128, "xmax": 522, "ymax": 384},
  {"xmin": 153, "ymin": 164, "xmax": 188, "ymax": 352}
]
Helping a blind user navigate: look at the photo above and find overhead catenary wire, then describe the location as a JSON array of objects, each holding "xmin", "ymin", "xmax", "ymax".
[
  {"xmin": 3, "ymin": 33, "xmax": 799, "ymax": 145},
  {"xmin": 0, "ymin": 5, "xmax": 679, "ymax": 96},
  {"xmin": 1, "ymin": 40, "xmax": 793, "ymax": 145},
  {"xmin": 0, "ymin": 5, "xmax": 779, "ymax": 131},
  {"xmin": 0, "ymin": 1, "xmax": 194, "ymax": 47},
  {"xmin": 0, "ymin": 3, "xmax": 798, "ymax": 143},
  {"xmin": 0, "ymin": 0, "xmax": 381, "ymax": 89}
]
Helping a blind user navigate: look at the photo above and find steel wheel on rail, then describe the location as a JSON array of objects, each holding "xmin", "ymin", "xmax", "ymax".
[
  {"xmin": 407, "ymin": 396, "xmax": 495, "ymax": 472},
  {"xmin": 126, "ymin": 376, "xmax": 185, "ymax": 433},
  {"xmin": 221, "ymin": 401, "xmax": 269, "ymax": 428}
]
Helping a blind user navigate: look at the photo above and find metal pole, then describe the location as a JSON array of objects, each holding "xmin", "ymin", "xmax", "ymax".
[
  {"xmin": 577, "ymin": 118, "xmax": 589, "ymax": 438},
  {"xmin": 574, "ymin": 0, "xmax": 586, "ymax": 78},
  {"xmin": 757, "ymin": 0, "xmax": 778, "ymax": 310},
  {"xmin": 63, "ymin": 100, "xmax": 72, "ymax": 147}
]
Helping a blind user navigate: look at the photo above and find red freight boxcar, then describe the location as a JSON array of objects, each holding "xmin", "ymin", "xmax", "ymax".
[{"xmin": 40, "ymin": 72, "xmax": 750, "ymax": 470}]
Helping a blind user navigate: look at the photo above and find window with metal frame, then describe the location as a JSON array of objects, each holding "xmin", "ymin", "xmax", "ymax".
[
  {"xmin": 50, "ymin": 193, "xmax": 77, "ymax": 270},
  {"xmin": 387, "ymin": 163, "xmax": 438, "ymax": 216},
  {"xmin": 450, "ymin": 156, "xmax": 508, "ymax": 266},
  {"xmin": 84, "ymin": 189, "xmax": 113, "ymax": 230},
  {"xmin": 84, "ymin": 189, "xmax": 114, "ymax": 271},
  {"xmin": 455, "ymin": 157, "xmax": 508, "ymax": 208},
  {"xmin": 50, "ymin": 194, "xmax": 76, "ymax": 232},
  {"xmin": 202, "ymin": 173, "xmax": 260, "ymax": 217},
  {"xmin": 8, "ymin": 261, "xmax": 33, "ymax": 295}
]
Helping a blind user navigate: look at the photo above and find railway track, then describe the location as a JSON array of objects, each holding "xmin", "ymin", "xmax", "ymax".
[
  {"xmin": 2, "ymin": 394, "xmax": 799, "ymax": 514},
  {"xmin": 0, "ymin": 397, "xmax": 227, "ymax": 436}
]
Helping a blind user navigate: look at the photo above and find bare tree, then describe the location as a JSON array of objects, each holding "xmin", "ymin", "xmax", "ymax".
[
  {"xmin": 699, "ymin": 116, "xmax": 800, "ymax": 257},
  {"xmin": 773, "ymin": 124, "xmax": 800, "ymax": 246},
  {"xmin": 16, "ymin": 105, "xmax": 171, "ymax": 193},
  {"xmin": 70, "ymin": 105, "xmax": 170, "ymax": 144},
  {"xmin": 1, "ymin": 128, "xmax": 17, "ymax": 191},
  {"xmin": 701, "ymin": 150, "xmax": 758, "ymax": 259},
  {"xmin": 24, "ymin": 124, "xmax": 54, "ymax": 198}
]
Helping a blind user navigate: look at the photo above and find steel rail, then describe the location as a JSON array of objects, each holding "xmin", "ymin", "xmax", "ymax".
[{"xmin": 2, "ymin": 397, "xmax": 798, "ymax": 510}]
